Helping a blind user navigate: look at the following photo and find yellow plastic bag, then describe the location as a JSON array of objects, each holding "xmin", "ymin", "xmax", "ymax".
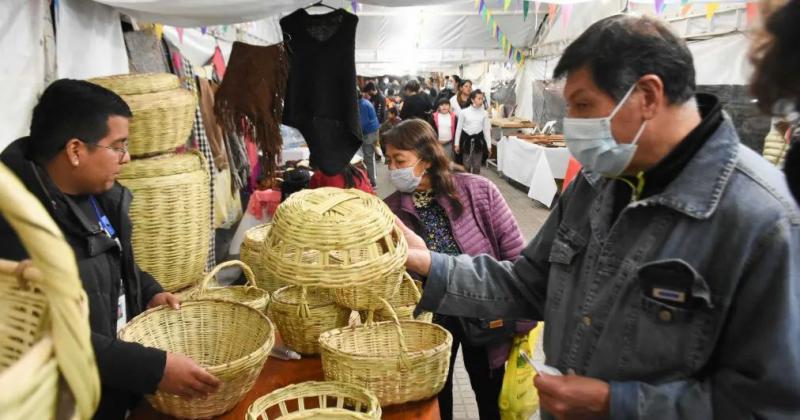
[{"xmin": 499, "ymin": 323, "xmax": 544, "ymax": 420}]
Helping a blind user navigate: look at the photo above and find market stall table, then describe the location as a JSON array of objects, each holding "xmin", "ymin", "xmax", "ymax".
[
  {"xmin": 129, "ymin": 355, "xmax": 440, "ymax": 419},
  {"xmin": 488, "ymin": 118, "xmax": 537, "ymax": 168},
  {"xmin": 496, "ymin": 135, "xmax": 571, "ymax": 207}
]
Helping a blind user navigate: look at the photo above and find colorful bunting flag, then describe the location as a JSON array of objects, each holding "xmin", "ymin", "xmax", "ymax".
[
  {"xmin": 562, "ymin": 4, "xmax": 573, "ymax": 31},
  {"xmin": 681, "ymin": 0, "xmax": 689, "ymax": 4},
  {"xmin": 200, "ymin": 26, "xmax": 207, "ymax": 35},
  {"xmin": 523, "ymin": 0, "xmax": 530, "ymax": 21},
  {"xmin": 351, "ymin": 1, "xmax": 359, "ymax": 13},
  {"xmin": 477, "ymin": 0, "xmax": 527, "ymax": 66},
  {"xmin": 746, "ymin": 2, "xmax": 759, "ymax": 25},
  {"xmin": 655, "ymin": 0, "xmax": 664, "ymax": 14},
  {"xmin": 706, "ymin": 2, "xmax": 720, "ymax": 21},
  {"xmin": 176, "ymin": 27, "xmax": 184, "ymax": 43},
  {"xmin": 153, "ymin": 24, "xmax": 164, "ymax": 40},
  {"xmin": 504, "ymin": 0, "xmax": 512, "ymax": 11},
  {"xmin": 680, "ymin": 4, "xmax": 693, "ymax": 17},
  {"xmin": 548, "ymin": 4, "xmax": 558, "ymax": 25}
]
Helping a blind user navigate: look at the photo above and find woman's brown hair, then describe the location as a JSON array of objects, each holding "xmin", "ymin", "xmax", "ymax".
[
  {"xmin": 381, "ymin": 119, "xmax": 464, "ymax": 217},
  {"xmin": 749, "ymin": 0, "xmax": 800, "ymax": 114}
]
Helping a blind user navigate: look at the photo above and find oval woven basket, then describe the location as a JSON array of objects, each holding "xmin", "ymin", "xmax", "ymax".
[
  {"xmin": 184, "ymin": 260, "xmax": 270, "ymax": 312},
  {"xmin": 267, "ymin": 286, "xmax": 350, "ymax": 355},
  {"xmin": 245, "ymin": 381, "xmax": 381, "ymax": 420},
  {"xmin": 118, "ymin": 299, "xmax": 275, "ymax": 418},
  {"xmin": 118, "ymin": 151, "xmax": 210, "ymax": 292},
  {"xmin": 122, "ymin": 88, "xmax": 196, "ymax": 157},
  {"xmin": 319, "ymin": 300, "xmax": 452, "ymax": 406},
  {"xmin": 262, "ymin": 188, "xmax": 407, "ymax": 289},
  {"xmin": 89, "ymin": 72, "xmax": 180, "ymax": 95},
  {"xmin": 240, "ymin": 224, "xmax": 286, "ymax": 293},
  {"xmin": 0, "ymin": 163, "xmax": 100, "ymax": 419},
  {"xmin": 333, "ymin": 265, "xmax": 403, "ymax": 311},
  {"xmin": 360, "ymin": 275, "xmax": 432, "ymax": 323}
]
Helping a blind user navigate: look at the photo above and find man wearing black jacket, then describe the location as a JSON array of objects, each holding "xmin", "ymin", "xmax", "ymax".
[
  {"xmin": 364, "ymin": 81, "xmax": 386, "ymax": 124},
  {"xmin": 0, "ymin": 79, "xmax": 219, "ymax": 419},
  {"xmin": 399, "ymin": 79, "xmax": 433, "ymax": 122}
]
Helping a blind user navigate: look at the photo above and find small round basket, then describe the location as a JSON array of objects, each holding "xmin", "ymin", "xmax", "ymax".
[
  {"xmin": 118, "ymin": 300, "xmax": 275, "ymax": 418},
  {"xmin": 268, "ymin": 286, "xmax": 350, "ymax": 355},
  {"xmin": 319, "ymin": 300, "xmax": 452, "ymax": 406},
  {"xmin": 89, "ymin": 72, "xmax": 180, "ymax": 95},
  {"xmin": 333, "ymin": 265, "xmax": 403, "ymax": 311},
  {"xmin": 0, "ymin": 164, "xmax": 100, "ymax": 419},
  {"xmin": 361, "ymin": 275, "xmax": 432, "ymax": 323},
  {"xmin": 122, "ymin": 88, "xmax": 196, "ymax": 157},
  {"xmin": 118, "ymin": 151, "xmax": 210, "ymax": 292},
  {"xmin": 240, "ymin": 224, "xmax": 286, "ymax": 293},
  {"xmin": 184, "ymin": 260, "xmax": 269, "ymax": 312},
  {"xmin": 262, "ymin": 188, "xmax": 407, "ymax": 289},
  {"xmin": 245, "ymin": 381, "xmax": 381, "ymax": 420}
]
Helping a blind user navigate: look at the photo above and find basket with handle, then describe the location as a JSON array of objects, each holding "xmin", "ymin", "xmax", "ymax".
[
  {"xmin": 319, "ymin": 298, "xmax": 452, "ymax": 406},
  {"xmin": 240, "ymin": 224, "xmax": 286, "ymax": 293},
  {"xmin": 267, "ymin": 286, "xmax": 350, "ymax": 355},
  {"xmin": 245, "ymin": 381, "xmax": 381, "ymax": 420},
  {"xmin": 89, "ymin": 72, "xmax": 180, "ymax": 96},
  {"xmin": 262, "ymin": 188, "xmax": 407, "ymax": 290},
  {"xmin": 0, "ymin": 163, "xmax": 100, "ymax": 419},
  {"xmin": 118, "ymin": 151, "xmax": 210, "ymax": 292},
  {"xmin": 184, "ymin": 260, "xmax": 269, "ymax": 312},
  {"xmin": 361, "ymin": 274, "xmax": 433, "ymax": 323},
  {"xmin": 118, "ymin": 299, "xmax": 275, "ymax": 418}
]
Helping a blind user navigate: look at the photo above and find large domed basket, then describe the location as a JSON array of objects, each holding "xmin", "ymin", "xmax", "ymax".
[
  {"xmin": 118, "ymin": 300, "xmax": 275, "ymax": 418},
  {"xmin": 0, "ymin": 164, "xmax": 100, "ymax": 420},
  {"xmin": 245, "ymin": 381, "xmax": 381, "ymax": 420}
]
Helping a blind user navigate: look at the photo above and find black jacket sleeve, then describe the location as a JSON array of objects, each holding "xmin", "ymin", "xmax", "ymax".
[
  {"xmin": 93, "ymin": 331, "xmax": 167, "ymax": 394},
  {"xmin": 138, "ymin": 265, "xmax": 163, "ymax": 307}
]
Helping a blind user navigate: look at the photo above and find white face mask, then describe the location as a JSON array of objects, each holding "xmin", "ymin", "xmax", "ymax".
[
  {"xmin": 563, "ymin": 84, "xmax": 647, "ymax": 177},
  {"xmin": 389, "ymin": 159, "xmax": 423, "ymax": 193}
]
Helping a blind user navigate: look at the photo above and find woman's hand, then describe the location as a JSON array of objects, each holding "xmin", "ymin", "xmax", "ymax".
[{"xmin": 395, "ymin": 218, "xmax": 432, "ymax": 276}]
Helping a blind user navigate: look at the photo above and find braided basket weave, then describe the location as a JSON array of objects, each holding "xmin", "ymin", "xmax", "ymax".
[
  {"xmin": 0, "ymin": 164, "xmax": 100, "ymax": 419},
  {"xmin": 319, "ymin": 299, "xmax": 452, "ymax": 406},
  {"xmin": 118, "ymin": 299, "xmax": 275, "ymax": 418},
  {"xmin": 361, "ymin": 275, "xmax": 432, "ymax": 323},
  {"xmin": 267, "ymin": 286, "xmax": 350, "ymax": 355},
  {"xmin": 245, "ymin": 381, "xmax": 381, "ymax": 420},
  {"xmin": 89, "ymin": 73, "xmax": 180, "ymax": 95},
  {"xmin": 240, "ymin": 224, "xmax": 287, "ymax": 293},
  {"xmin": 184, "ymin": 260, "xmax": 269, "ymax": 312},
  {"xmin": 118, "ymin": 151, "xmax": 210, "ymax": 292},
  {"xmin": 262, "ymin": 188, "xmax": 407, "ymax": 290}
]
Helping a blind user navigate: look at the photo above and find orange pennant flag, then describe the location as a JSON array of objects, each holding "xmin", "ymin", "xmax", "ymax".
[{"xmin": 680, "ymin": 4, "xmax": 693, "ymax": 17}]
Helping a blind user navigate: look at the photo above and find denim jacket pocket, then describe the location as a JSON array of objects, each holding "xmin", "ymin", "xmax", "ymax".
[
  {"xmin": 625, "ymin": 259, "xmax": 717, "ymax": 375},
  {"xmin": 546, "ymin": 226, "xmax": 587, "ymax": 308}
]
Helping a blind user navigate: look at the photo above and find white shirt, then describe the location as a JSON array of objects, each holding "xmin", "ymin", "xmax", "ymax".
[
  {"xmin": 455, "ymin": 105, "xmax": 491, "ymax": 147},
  {"xmin": 450, "ymin": 95, "xmax": 469, "ymax": 117},
  {"xmin": 437, "ymin": 112, "xmax": 453, "ymax": 142}
]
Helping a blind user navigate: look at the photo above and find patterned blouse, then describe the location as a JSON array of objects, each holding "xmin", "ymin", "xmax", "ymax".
[{"xmin": 412, "ymin": 190, "xmax": 461, "ymax": 256}]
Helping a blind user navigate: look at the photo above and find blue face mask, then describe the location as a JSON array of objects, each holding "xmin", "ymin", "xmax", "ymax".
[
  {"xmin": 389, "ymin": 159, "xmax": 422, "ymax": 193},
  {"xmin": 562, "ymin": 84, "xmax": 647, "ymax": 177}
]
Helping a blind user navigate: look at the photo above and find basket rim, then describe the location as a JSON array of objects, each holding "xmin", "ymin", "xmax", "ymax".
[
  {"xmin": 318, "ymin": 320, "xmax": 451, "ymax": 359},
  {"xmin": 118, "ymin": 299, "xmax": 275, "ymax": 371},
  {"xmin": 246, "ymin": 380, "xmax": 381, "ymax": 419},
  {"xmin": 270, "ymin": 285, "xmax": 337, "ymax": 308}
]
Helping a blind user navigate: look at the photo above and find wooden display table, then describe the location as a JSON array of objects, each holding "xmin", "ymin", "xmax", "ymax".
[
  {"xmin": 490, "ymin": 117, "xmax": 536, "ymax": 129},
  {"xmin": 129, "ymin": 356, "xmax": 440, "ymax": 419}
]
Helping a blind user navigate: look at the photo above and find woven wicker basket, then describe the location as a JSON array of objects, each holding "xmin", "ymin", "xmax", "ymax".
[
  {"xmin": 333, "ymin": 266, "xmax": 403, "ymax": 311},
  {"xmin": 89, "ymin": 73, "xmax": 180, "ymax": 95},
  {"xmin": 0, "ymin": 163, "xmax": 100, "ymax": 419},
  {"xmin": 122, "ymin": 88, "xmax": 196, "ymax": 156},
  {"xmin": 361, "ymin": 275, "xmax": 432, "ymax": 323},
  {"xmin": 118, "ymin": 299, "xmax": 275, "ymax": 418},
  {"xmin": 184, "ymin": 260, "xmax": 270, "ymax": 312},
  {"xmin": 262, "ymin": 188, "xmax": 407, "ymax": 289},
  {"xmin": 319, "ymin": 300, "xmax": 452, "ymax": 406},
  {"xmin": 267, "ymin": 286, "xmax": 350, "ymax": 355},
  {"xmin": 118, "ymin": 151, "xmax": 210, "ymax": 292},
  {"xmin": 240, "ymin": 224, "xmax": 286, "ymax": 293},
  {"xmin": 246, "ymin": 381, "xmax": 381, "ymax": 420}
]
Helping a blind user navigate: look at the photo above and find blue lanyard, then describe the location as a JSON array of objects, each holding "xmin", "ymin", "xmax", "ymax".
[{"xmin": 89, "ymin": 196, "xmax": 117, "ymax": 238}]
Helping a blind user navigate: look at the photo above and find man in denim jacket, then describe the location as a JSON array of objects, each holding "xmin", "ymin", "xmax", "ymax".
[{"xmin": 402, "ymin": 15, "xmax": 800, "ymax": 419}]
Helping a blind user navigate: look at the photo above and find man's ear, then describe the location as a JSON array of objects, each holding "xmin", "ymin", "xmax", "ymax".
[
  {"xmin": 636, "ymin": 74, "xmax": 665, "ymax": 121},
  {"xmin": 64, "ymin": 138, "xmax": 84, "ymax": 166}
]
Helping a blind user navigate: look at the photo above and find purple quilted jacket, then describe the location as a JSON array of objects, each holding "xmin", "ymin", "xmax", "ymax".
[{"xmin": 385, "ymin": 172, "xmax": 534, "ymax": 369}]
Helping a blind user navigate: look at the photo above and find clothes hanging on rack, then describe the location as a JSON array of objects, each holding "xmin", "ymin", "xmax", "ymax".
[
  {"xmin": 197, "ymin": 77, "xmax": 229, "ymax": 171},
  {"xmin": 214, "ymin": 41, "xmax": 288, "ymax": 181},
  {"xmin": 281, "ymin": 8, "xmax": 362, "ymax": 176}
]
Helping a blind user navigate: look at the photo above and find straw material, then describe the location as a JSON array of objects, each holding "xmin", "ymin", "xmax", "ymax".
[
  {"xmin": 333, "ymin": 266, "xmax": 403, "ymax": 311},
  {"xmin": 118, "ymin": 151, "xmax": 210, "ymax": 292},
  {"xmin": 0, "ymin": 163, "xmax": 100, "ymax": 419},
  {"xmin": 240, "ymin": 224, "xmax": 287, "ymax": 293},
  {"xmin": 89, "ymin": 73, "xmax": 180, "ymax": 96},
  {"xmin": 267, "ymin": 286, "xmax": 349, "ymax": 355},
  {"xmin": 245, "ymin": 381, "xmax": 381, "ymax": 420},
  {"xmin": 262, "ymin": 188, "xmax": 407, "ymax": 289},
  {"xmin": 319, "ymin": 300, "xmax": 452, "ymax": 406},
  {"xmin": 121, "ymin": 88, "xmax": 196, "ymax": 156},
  {"xmin": 361, "ymin": 275, "xmax": 432, "ymax": 323},
  {"xmin": 118, "ymin": 299, "xmax": 275, "ymax": 418},
  {"xmin": 184, "ymin": 260, "xmax": 270, "ymax": 312}
]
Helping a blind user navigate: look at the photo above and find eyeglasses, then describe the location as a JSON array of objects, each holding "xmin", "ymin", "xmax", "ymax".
[{"xmin": 84, "ymin": 141, "xmax": 129, "ymax": 163}]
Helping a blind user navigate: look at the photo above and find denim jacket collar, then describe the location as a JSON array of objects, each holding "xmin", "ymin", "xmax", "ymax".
[{"xmin": 583, "ymin": 115, "xmax": 740, "ymax": 220}]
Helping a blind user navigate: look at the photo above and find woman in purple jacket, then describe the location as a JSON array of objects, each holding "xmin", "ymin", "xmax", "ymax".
[{"xmin": 382, "ymin": 119, "xmax": 529, "ymax": 420}]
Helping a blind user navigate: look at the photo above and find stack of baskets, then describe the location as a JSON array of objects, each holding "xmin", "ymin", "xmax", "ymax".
[
  {"xmin": 0, "ymin": 164, "xmax": 100, "ymax": 419},
  {"xmin": 89, "ymin": 73, "xmax": 209, "ymax": 292},
  {"xmin": 258, "ymin": 187, "xmax": 452, "ymax": 405}
]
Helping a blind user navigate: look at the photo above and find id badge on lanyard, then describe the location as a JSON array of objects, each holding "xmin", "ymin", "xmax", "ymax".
[{"xmin": 90, "ymin": 197, "xmax": 127, "ymax": 331}]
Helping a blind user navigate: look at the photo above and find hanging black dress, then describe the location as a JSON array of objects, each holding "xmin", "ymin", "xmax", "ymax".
[{"xmin": 281, "ymin": 8, "xmax": 362, "ymax": 176}]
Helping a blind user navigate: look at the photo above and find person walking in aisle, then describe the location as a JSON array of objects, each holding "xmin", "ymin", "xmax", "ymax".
[
  {"xmin": 399, "ymin": 79, "xmax": 433, "ymax": 121},
  {"xmin": 455, "ymin": 90, "xmax": 491, "ymax": 174},
  {"xmin": 382, "ymin": 119, "xmax": 531, "ymax": 420},
  {"xmin": 359, "ymin": 90, "xmax": 380, "ymax": 187},
  {"xmin": 449, "ymin": 79, "xmax": 473, "ymax": 117},
  {"xmin": 364, "ymin": 81, "xmax": 386, "ymax": 124},
  {"xmin": 432, "ymin": 99, "xmax": 458, "ymax": 160}
]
